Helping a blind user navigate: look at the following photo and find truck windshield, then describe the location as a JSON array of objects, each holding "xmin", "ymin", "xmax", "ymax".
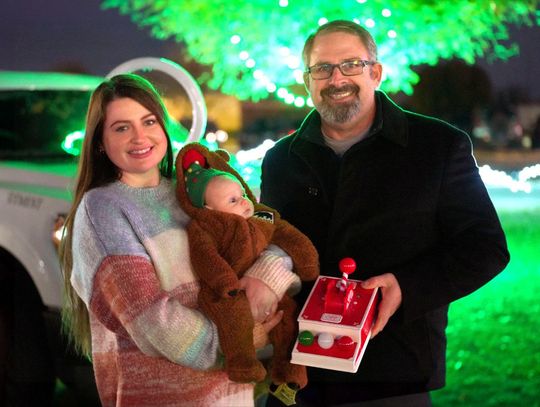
[{"xmin": 0, "ymin": 90, "xmax": 91, "ymax": 160}]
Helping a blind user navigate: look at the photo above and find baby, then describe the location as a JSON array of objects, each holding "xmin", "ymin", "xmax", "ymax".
[{"xmin": 176, "ymin": 143, "xmax": 319, "ymax": 389}]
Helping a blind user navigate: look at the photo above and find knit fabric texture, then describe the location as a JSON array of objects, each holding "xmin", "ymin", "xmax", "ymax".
[{"xmin": 70, "ymin": 178, "xmax": 255, "ymax": 406}]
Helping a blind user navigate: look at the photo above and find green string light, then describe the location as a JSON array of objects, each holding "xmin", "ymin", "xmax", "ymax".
[{"xmin": 61, "ymin": 130, "xmax": 85, "ymax": 156}]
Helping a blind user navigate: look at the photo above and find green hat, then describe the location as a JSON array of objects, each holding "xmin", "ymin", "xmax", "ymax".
[{"xmin": 184, "ymin": 161, "xmax": 237, "ymax": 208}]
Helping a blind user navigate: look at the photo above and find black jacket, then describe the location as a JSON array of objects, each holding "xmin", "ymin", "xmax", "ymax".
[{"xmin": 260, "ymin": 91, "xmax": 509, "ymax": 401}]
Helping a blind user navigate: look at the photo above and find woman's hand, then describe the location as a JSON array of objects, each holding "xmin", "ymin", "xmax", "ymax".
[
  {"xmin": 253, "ymin": 310, "xmax": 283, "ymax": 349},
  {"xmin": 239, "ymin": 275, "xmax": 279, "ymax": 323},
  {"xmin": 361, "ymin": 273, "xmax": 402, "ymax": 338}
]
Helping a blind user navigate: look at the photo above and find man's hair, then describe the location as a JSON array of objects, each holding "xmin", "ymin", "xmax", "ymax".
[{"xmin": 302, "ymin": 20, "xmax": 378, "ymax": 68}]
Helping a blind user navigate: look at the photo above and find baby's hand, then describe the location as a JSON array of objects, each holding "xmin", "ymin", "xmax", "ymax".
[
  {"xmin": 239, "ymin": 276, "xmax": 279, "ymax": 323},
  {"xmin": 253, "ymin": 310, "xmax": 283, "ymax": 349}
]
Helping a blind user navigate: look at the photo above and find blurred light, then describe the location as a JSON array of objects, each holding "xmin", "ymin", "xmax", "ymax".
[
  {"xmin": 279, "ymin": 47, "xmax": 291, "ymax": 57},
  {"xmin": 287, "ymin": 55, "xmax": 301, "ymax": 69},
  {"xmin": 230, "ymin": 35, "xmax": 241, "ymax": 44},
  {"xmin": 236, "ymin": 139, "xmax": 276, "ymax": 165},
  {"xmin": 61, "ymin": 130, "xmax": 85, "ymax": 156},
  {"xmin": 171, "ymin": 140, "xmax": 184, "ymax": 152},
  {"xmin": 479, "ymin": 165, "xmax": 532, "ymax": 193},
  {"xmin": 518, "ymin": 164, "xmax": 540, "ymax": 183},
  {"xmin": 206, "ymin": 132, "xmax": 217, "ymax": 143},
  {"xmin": 285, "ymin": 94, "xmax": 295, "ymax": 104},
  {"xmin": 215, "ymin": 129, "xmax": 229, "ymax": 142},
  {"xmin": 277, "ymin": 87, "xmax": 288, "ymax": 98},
  {"xmin": 294, "ymin": 69, "xmax": 305, "ymax": 84}
]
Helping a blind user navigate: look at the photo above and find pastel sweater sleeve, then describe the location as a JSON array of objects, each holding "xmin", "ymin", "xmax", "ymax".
[{"xmin": 70, "ymin": 193, "xmax": 221, "ymax": 371}]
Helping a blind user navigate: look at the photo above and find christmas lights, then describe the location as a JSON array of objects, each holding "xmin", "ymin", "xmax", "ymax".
[
  {"xmin": 102, "ymin": 0, "xmax": 538, "ymax": 105},
  {"xmin": 61, "ymin": 130, "xmax": 539, "ymax": 195}
]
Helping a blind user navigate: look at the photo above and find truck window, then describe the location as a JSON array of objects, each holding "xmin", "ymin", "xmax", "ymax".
[{"xmin": 0, "ymin": 90, "xmax": 91, "ymax": 160}]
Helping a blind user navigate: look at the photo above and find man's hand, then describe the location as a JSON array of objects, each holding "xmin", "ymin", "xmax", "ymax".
[
  {"xmin": 239, "ymin": 275, "xmax": 279, "ymax": 323},
  {"xmin": 361, "ymin": 273, "xmax": 402, "ymax": 338}
]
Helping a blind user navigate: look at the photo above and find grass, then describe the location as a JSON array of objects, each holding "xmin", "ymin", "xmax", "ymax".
[{"xmin": 431, "ymin": 208, "xmax": 540, "ymax": 407}]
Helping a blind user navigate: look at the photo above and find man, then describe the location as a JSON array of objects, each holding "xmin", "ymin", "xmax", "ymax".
[{"xmin": 260, "ymin": 20, "xmax": 509, "ymax": 407}]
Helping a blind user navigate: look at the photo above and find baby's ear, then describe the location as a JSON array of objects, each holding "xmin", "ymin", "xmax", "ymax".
[{"xmin": 216, "ymin": 149, "xmax": 230, "ymax": 162}]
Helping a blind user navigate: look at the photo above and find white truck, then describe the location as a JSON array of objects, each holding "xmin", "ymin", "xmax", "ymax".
[{"xmin": 0, "ymin": 59, "xmax": 206, "ymax": 405}]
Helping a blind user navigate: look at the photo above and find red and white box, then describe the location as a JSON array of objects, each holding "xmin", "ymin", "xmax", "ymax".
[{"xmin": 291, "ymin": 262, "xmax": 379, "ymax": 373}]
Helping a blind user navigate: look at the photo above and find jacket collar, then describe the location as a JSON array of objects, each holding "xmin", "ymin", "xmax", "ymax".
[{"xmin": 292, "ymin": 90, "xmax": 408, "ymax": 150}]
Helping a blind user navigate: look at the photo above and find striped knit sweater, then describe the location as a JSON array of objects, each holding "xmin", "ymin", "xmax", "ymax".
[{"xmin": 70, "ymin": 178, "xmax": 299, "ymax": 406}]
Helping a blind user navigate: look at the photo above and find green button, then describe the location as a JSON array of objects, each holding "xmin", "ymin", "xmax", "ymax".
[{"xmin": 298, "ymin": 330, "xmax": 314, "ymax": 346}]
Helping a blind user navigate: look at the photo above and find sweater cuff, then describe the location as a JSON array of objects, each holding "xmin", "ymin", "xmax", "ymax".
[{"xmin": 245, "ymin": 251, "xmax": 301, "ymax": 299}]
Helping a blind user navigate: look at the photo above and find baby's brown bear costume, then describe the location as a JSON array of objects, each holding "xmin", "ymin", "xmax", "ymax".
[{"xmin": 175, "ymin": 143, "xmax": 319, "ymax": 387}]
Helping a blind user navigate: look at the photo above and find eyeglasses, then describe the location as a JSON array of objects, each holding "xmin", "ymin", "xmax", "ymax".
[{"xmin": 305, "ymin": 59, "xmax": 376, "ymax": 80}]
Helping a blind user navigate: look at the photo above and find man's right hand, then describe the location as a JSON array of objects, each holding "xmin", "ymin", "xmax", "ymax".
[{"xmin": 361, "ymin": 273, "xmax": 402, "ymax": 338}]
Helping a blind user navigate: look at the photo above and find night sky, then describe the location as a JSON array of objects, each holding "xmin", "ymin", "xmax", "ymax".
[{"xmin": 1, "ymin": 0, "xmax": 540, "ymax": 100}]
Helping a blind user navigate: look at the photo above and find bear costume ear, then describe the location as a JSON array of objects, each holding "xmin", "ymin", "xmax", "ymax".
[{"xmin": 216, "ymin": 149, "xmax": 230, "ymax": 162}]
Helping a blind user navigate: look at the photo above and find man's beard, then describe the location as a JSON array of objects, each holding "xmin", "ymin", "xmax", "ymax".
[{"xmin": 317, "ymin": 84, "xmax": 361, "ymax": 124}]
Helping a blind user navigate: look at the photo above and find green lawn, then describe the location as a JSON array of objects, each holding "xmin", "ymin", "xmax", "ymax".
[{"xmin": 432, "ymin": 208, "xmax": 540, "ymax": 407}]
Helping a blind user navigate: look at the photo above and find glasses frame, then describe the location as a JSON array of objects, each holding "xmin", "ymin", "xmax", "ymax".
[{"xmin": 305, "ymin": 59, "xmax": 377, "ymax": 80}]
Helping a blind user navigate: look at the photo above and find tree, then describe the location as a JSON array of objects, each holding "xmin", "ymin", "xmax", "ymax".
[
  {"xmin": 102, "ymin": 0, "xmax": 539, "ymax": 106},
  {"xmin": 404, "ymin": 60, "xmax": 493, "ymax": 133}
]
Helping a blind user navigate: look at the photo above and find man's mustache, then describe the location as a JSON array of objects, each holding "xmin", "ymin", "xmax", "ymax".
[{"xmin": 320, "ymin": 84, "xmax": 360, "ymax": 98}]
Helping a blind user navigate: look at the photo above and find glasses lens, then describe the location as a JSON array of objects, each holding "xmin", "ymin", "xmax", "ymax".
[
  {"xmin": 311, "ymin": 64, "xmax": 332, "ymax": 79},
  {"xmin": 341, "ymin": 61, "xmax": 364, "ymax": 75}
]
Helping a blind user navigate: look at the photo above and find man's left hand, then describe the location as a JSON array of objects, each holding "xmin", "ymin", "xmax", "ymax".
[{"xmin": 361, "ymin": 273, "xmax": 402, "ymax": 338}]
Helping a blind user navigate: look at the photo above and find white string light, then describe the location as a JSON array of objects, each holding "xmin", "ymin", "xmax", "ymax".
[{"xmin": 479, "ymin": 164, "xmax": 540, "ymax": 193}]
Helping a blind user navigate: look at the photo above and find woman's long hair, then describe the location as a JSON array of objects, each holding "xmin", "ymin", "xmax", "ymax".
[{"xmin": 59, "ymin": 74, "xmax": 174, "ymax": 356}]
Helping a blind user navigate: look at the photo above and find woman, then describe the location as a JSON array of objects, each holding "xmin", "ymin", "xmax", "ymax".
[{"xmin": 60, "ymin": 74, "xmax": 299, "ymax": 406}]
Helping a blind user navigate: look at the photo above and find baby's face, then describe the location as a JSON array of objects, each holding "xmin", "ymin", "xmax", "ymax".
[{"xmin": 204, "ymin": 176, "xmax": 254, "ymax": 218}]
